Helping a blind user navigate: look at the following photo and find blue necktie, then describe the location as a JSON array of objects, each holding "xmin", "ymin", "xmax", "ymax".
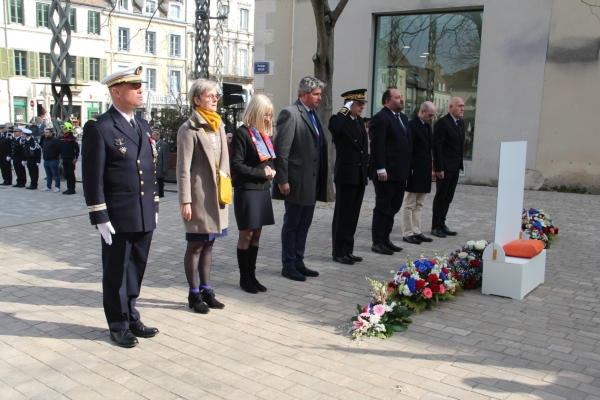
[{"xmin": 308, "ymin": 110, "xmax": 320, "ymax": 136}]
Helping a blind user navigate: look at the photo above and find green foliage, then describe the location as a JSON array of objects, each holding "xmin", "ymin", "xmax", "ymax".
[{"xmin": 153, "ymin": 107, "xmax": 190, "ymax": 153}]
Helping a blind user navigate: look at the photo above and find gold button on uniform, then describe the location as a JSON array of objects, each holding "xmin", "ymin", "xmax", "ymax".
[
  {"xmin": 141, "ymin": 192, "xmax": 144, "ymax": 195},
  {"xmin": 140, "ymin": 181, "xmax": 144, "ymax": 185},
  {"xmin": 137, "ymin": 160, "xmax": 141, "ymax": 164},
  {"xmin": 139, "ymin": 171, "xmax": 143, "ymax": 174}
]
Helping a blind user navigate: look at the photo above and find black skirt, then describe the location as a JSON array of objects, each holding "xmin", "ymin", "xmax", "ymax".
[{"xmin": 234, "ymin": 188, "xmax": 275, "ymax": 230}]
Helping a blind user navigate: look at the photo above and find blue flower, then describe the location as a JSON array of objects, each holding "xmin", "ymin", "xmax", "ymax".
[{"xmin": 406, "ymin": 278, "xmax": 417, "ymax": 293}]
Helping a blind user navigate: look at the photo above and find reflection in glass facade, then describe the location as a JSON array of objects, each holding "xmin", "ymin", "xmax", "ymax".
[{"xmin": 373, "ymin": 11, "xmax": 483, "ymax": 157}]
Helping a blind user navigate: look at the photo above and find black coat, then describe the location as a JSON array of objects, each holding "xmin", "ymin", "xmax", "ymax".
[
  {"xmin": 82, "ymin": 106, "xmax": 159, "ymax": 233},
  {"xmin": 231, "ymin": 125, "xmax": 273, "ymax": 190},
  {"xmin": 24, "ymin": 137, "xmax": 42, "ymax": 163},
  {"xmin": 432, "ymin": 113, "xmax": 465, "ymax": 173},
  {"xmin": 328, "ymin": 109, "xmax": 369, "ymax": 186},
  {"xmin": 60, "ymin": 133, "xmax": 80, "ymax": 160},
  {"xmin": 11, "ymin": 136, "xmax": 26, "ymax": 160},
  {"xmin": 0, "ymin": 133, "xmax": 12, "ymax": 157},
  {"xmin": 42, "ymin": 136, "xmax": 61, "ymax": 160},
  {"xmin": 406, "ymin": 116, "xmax": 433, "ymax": 193},
  {"xmin": 368, "ymin": 107, "xmax": 413, "ymax": 182}
]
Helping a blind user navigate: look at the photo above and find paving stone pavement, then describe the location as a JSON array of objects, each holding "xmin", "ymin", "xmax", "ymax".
[{"xmin": 1, "ymin": 182, "xmax": 599, "ymax": 400}]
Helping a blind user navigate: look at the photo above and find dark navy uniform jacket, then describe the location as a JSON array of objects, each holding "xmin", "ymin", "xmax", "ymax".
[
  {"xmin": 11, "ymin": 136, "xmax": 26, "ymax": 160},
  {"xmin": 328, "ymin": 108, "xmax": 369, "ymax": 186},
  {"xmin": 82, "ymin": 106, "xmax": 159, "ymax": 233}
]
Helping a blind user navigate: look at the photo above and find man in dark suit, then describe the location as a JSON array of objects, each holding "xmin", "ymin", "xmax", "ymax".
[
  {"xmin": 273, "ymin": 76, "xmax": 328, "ymax": 281},
  {"xmin": 11, "ymin": 127, "xmax": 27, "ymax": 188},
  {"xmin": 328, "ymin": 89, "xmax": 369, "ymax": 265},
  {"xmin": 152, "ymin": 130, "xmax": 169, "ymax": 197},
  {"xmin": 369, "ymin": 88, "xmax": 413, "ymax": 255},
  {"xmin": 431, "ymin": 97, "xmax": 465, "ymax": 238},
  {"xmin": 82, "ymin": 66, "xmax": 160, "ymax": 348},
  {"xmin": 401, "ymin": 101, "xmax": 437, "ymax": 245},
  {"xmin": 0, "ymin": 124, "xmax": 13, "ymax": 186}
]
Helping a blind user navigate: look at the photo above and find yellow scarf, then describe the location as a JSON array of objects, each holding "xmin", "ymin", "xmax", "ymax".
[{"xmin": 195, "ymin": 106, "xmax": 222, "ymax": 134}]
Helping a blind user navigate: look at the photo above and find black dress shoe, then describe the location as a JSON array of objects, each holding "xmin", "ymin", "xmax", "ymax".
[
  {"xmin": 296, "ymin": 264, "xmax": 319, "ymax": 277},
  {"xmin": 282, "ymin": 265, "xmax": 306, "ymax": 281},
  {"xmin": 442, "ymin": 226, "xmax": 457, "ymax": 236},
  {"xmin": 384, "ymin": 241, "xmax": 403, "ymax": 252},
  {"xmin": 415, "ymin": 233, "xmax": 433, "ymax": 242},
  {"xmin": 403, "ymin": 236, "xmax": 422, "ymax": 245},
  {"xmin": 348, "ymin": 254, "xmax": 363, "ymax": 262},
  {"xmin": 200, "ymin": 288, "xmax": 225, "ymax": 309},
  {"xmin": 12, "ymin": 184, "xmax": 19, "ymax": 187},
  {"xmin": 431, "ymin": 227, "xmax": 447, "ymax": 238},
  {"xmin": 333, "ymin": 255, "xmax": 354, "ymax": 265},
  {"xmin": 63, "ymin": 189, "xmax": 76, "ymax": 195},
  {"xmin": 372, "ymin": 243, "xmax": 394, "ymax": 255},
  {"xmin": 110, "ymin": 330, "xmax": 138, "ymax": 348},
  {"xmin": 129, "ymin": 320, "xmax": 159, "ymax": 338},
  {"xmin": 188, "ymin": 292, "xmax": 210, "ymax": 314}
]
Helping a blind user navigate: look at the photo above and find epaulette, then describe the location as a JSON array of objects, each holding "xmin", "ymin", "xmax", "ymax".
[
  {"xmin": 339, "ymin": 107, "xmax": 349, "ymax": 116},
  {"xmin": 89, "ymin": 118, "xmax": 97, "ymax": 122}
]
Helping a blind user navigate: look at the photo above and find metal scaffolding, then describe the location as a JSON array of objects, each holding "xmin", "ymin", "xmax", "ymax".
[{"xmin": 194, "ymin": 0, "xmax": 210, "ymax": 79}]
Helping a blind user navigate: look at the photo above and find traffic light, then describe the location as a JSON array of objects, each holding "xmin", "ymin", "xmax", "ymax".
[{"xmin": 223, "ymin": 83, "xmax": 244, "ymax": 106}]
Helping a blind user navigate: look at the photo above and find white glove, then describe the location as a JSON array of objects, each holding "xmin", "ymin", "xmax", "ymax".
[
  {"xmin": 97, "ymin": 221, "xmax": 115, "ymax": 245},
  {"xmin": 155, "ymin": 213, "xmax": 158, "ymax": 224},
  {"xmin": 5, "ymin": 157, "xmax": 10, "ymax": 161},
  {"xmin": 21, "ymin": 161, "xmax": 26, "ymax": 166},
  {"xmin": 36, "ymin": 163, "xmax": 39, "ymax": 166},
  {"xmin": 344, "ymin": 101, "xmax": 353, "ymax": 109}
]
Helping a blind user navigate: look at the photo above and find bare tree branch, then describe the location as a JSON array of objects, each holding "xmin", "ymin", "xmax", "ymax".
[{"xmin": 330, "ymin": 0, "xmax": 349, "ymax": 26}]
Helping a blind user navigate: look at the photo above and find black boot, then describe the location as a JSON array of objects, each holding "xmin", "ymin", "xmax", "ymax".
[
  {"xmin": 238, "ymin": 248, "xmax": 258, "ymax": 294},
  {"xmin": 188, "ymin": 291, "xmax": 209, "ymax": 314},
  {"xmin": 200, "ymin": 288, "xmax": 225, "ymax": 309},
  {"xmin": 248, "ymin": 246, "xmax": 267, "ymax": 292}
]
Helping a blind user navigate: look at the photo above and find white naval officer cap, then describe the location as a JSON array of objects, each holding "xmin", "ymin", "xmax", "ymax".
[
  {"xmin": 21, "ymin": 128, "xmax": 32, "ymax": 134},
  {"xmin": 100, "ymin": 65, "xmax": 146, "ymax": 88}
]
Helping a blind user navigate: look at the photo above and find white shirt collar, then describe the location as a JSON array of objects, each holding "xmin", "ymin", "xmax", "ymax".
[
  {"xmin": 113, "ymin": 105, "xmax": 134, "ymax": 124},
  {"xmin": 300, "ymin": 100, "xmax": 312, "ymax": 114},
  {"xmin": 450, "ymin": 114, "xmax": 459, "ymax": 124},
  {"xmin": 418, "ymin": 116, "xmax": 426, "ymax": 124}
]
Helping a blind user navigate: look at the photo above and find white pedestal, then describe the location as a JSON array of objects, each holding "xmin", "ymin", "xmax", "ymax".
[{"xmin": 482, "ymin": 244, "xmax": 546, "ymax": 300}]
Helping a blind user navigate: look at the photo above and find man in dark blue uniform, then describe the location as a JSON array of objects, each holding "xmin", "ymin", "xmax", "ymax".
[
  {"xmin": 0, "ymin": 124, "xmax": 13, "ymax": 186},
  {"xmin": 23, "ymin": 128, "xmax": 41, "ymax": 190},
  {"xmin": 328, "ymin": 89, "xmax": 369, "ymax": 265},
  {"xmin": 11, "ymin": 126, "xmax": 27, "ymax": 188},
  {"xmin": 82, "ymin": 66, "xmax": 160, "ymax": 348}
]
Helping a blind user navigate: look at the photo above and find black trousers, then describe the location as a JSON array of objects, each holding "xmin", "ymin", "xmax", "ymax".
[
  {"xmin": 372, "ymin": 179, "xmax": 406, "ymax": 244},
  {"xmin": 26, "ymin": 160, "xmax": 39, "ymax": 188},
  {"xmin": 157, "ymin": 177, "xmax": 165, "ymax": 197},
  {"xmin": 62, "ymin": 158, "xmax": 76, "ymax": 190},
  {"xmin": 101, "ymin": 230, "xmax": 153, "ymax": 332},
  {"xmin": 12, "ymin": 158, "xmax": 26, "ymax": 187},
  {"xmin": 332, "ymin": 183, "xmax": 365, "ymax": 257},
  {"xmin": 281, "ymin": 201, "xmax": 315, "ymax": 269},
  {"xmin": 0, "ymin": 156, "xmax": 11, "ymax": 184},
  {"xmin": 431, "ymin": 169, "xmax": 460, "ymax": 229}
]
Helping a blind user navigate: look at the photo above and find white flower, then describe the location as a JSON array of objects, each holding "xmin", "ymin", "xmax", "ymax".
[
  {"xmin": 475, "ymin": 240, "xmax": 487, "ymax": 250},
  {"xmin": 373, "ymin": 323, "xmax": 386, "ymax": 333},
  {"xmin": 402, "ymin": 286, "xmax": 412, "ymax": 296},
  {"xmin": 370, "ymin": 314, "xmax": 381, "ymax": 325},
  {"xmin": 466, "ymin": 240, "xmax": 476, "ymax": 248},
  {"xmin": 458, "ymin": 252, "xmax": 468, "ymax": 259},
  {"xmin": 444, "ymin": 280, "xmax": 455, "ymax": 289}
]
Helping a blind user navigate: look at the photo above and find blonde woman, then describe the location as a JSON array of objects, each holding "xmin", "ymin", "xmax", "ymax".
[
  {"xmin": 177, "ymin": 79, "xmax": 229, "ymax": 313},
  {"xmin": 230, "ymin": 94, "xmax": 276, "ymax": 293}
]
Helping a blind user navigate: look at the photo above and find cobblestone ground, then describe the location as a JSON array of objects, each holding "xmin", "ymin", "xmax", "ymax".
[{"xmin": 1, "ymin": 181, "xmax": 599, "ymax": 400}]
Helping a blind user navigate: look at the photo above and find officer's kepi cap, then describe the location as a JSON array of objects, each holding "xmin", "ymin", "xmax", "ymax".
[
  {"xmin": 0, "ymin": 123, "xmax": 5, "ymax": 128},
  {"xmin": 341, "ymin": 88, "xmax": 368, "ymax": 103},
  {"xmin": 12, "ymin": 126, "xmax": 22, "ymax": 132},
  {"xmin": 101, "ymin": 65, "xmax": 146, "ymax": 88}
]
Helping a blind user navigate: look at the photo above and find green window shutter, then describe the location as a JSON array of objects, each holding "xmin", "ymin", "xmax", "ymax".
[
  {"xmin": 0, "ymin": 48, "xmax": 8, "ymax": 78},
  {"xmin": 36, "ymin": 3, "xmax": 41, "ymax": 27},
  {"xmin": 77, "ymin": 56, "xmax": 84, "ymax": 81},
  {"xmin": 101, "ymin": 58, "xmax": 107, "ymax": 79},
  {"xmin": 83, "ymin": 57, "xmax": 90, "ymax": 82},
  {"xmin": 27, "ymin": 52, "xmax": 39, "ymax": 78},
  {"xmin": 8, "ymin": 49, "xmax": 15, "ymax": 77}
]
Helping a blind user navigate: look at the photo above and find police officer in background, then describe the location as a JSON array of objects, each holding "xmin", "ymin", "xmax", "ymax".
[
  {"xmin": 11, "ymin": 126, "xmax": 27, "ymax": 188},
  {"xmin": 0, "ymin": 124, "xmax": 12, "ymax": 186},
  {"xmin": 59, "ymin": 122, "xmax": 80, "ymax": 195},
  {"xmin": 23, "ymin": 128, "xmax": 41, "ymax": 190},
  {"xmin": 328, "ymin": 89, "xmax": 369, "ymax": 265},
  {"xmin": 82, "ymin": 65, "xmax": 160, "ymax": 348}
]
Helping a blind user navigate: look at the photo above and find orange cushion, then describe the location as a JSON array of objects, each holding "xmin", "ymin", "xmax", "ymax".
[{"xmin": 503, "ymin": 239, "xmax": 544, "ymax": 258}]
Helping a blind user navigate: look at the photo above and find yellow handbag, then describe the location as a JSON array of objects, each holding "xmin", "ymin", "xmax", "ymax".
[{"xmin": 201, "ymin": 127, "xmax": 232, "ymax": 205}]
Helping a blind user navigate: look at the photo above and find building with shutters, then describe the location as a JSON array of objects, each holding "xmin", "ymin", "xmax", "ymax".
[{"xmin": 0, "ymin": 0, "xmax": 109, "ymax": 125}]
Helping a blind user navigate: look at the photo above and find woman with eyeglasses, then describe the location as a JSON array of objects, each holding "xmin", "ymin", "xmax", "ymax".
[
  {"xmin": 230, "ymin": 94, "xmax": 276, "ymax": 293},
  {"xmin": 177, "ymin": 79, "xmax": 229, "ymax": 314}
]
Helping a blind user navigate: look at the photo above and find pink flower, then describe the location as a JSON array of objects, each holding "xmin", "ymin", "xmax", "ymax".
[
  {"xmin": 422, "ymin": 288, "xmax": 433, "ymax": 299},
  {"xmin": 372, "ymin": 304, "xmax": 385, "ymax": 316},
  {"xmin": 359, "ymin": 312, "xmax": 370, "ymax": 318},
  {"xmin": 354, "ymin": 320, "xmax": 363, "ymax": 329},
  {"xmin": 439, "ymin": 285, "xmax": 446, "ymax": 294}
]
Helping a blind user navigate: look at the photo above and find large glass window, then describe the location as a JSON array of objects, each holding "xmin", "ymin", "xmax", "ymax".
[
  {"xmin": 9, "ymin": 0, "xmax": 24, "ymax": 24},
  {"xmin": 37, "ymin": 3, "xmax": 49, "ymax": 28},
  {"xmin": 69, "ymin": 8, "xmax": 77, "ymax": 32},
  {"xmin": 118, "ymin": 27, "xmax": 129, "ymax": 51},
  {"xmin": 88, "ymin": 11, "xmax": 100, "ymax": 34},
  {"xmin": 89, "ymin": 58, "xmax": 100, "ymax": 81},
  {"xmin": 14, "ymin": 51, "xmax": 27, "ymax": 76},
  {"xmin": 170, "ymin": 34, "xmax": 181, "ymax": 58},
  {"xmin": 238, "ymin": 48, "xmax": 247, "ymax": 76},
  {"xmin": 145, "ymin": 31, "xmax": 156, "ymax": 55},
  {"xmin": 39, "ymin": 53, "xmax": 52, "ymax": 78},
  {"xmin": 240, "ymin": 8, "xmax": 248, "ymax": 30},
  {"xmin": 169, "ymin": 70, "xmax": 181, "ymax": 94},
  {"xmin": 146, "ymin": 68, "xmax": 156, "ymax": 91},
  {"xmin": 373, "ymin": 11, "xmax": 483, "ymax": 157}
]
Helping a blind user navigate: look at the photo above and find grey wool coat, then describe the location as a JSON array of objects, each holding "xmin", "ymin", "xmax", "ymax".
[
  {"xmin": 272, "ymin": 99, "xmax": 328, "ymax": 206},
  {"xmin": 176, "ymin": 110, "xmax": 229, "ymax": 234}
]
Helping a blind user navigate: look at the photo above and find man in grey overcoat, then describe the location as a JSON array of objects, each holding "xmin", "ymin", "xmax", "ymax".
[
  {"xmin": 273, "ymin": 76, "xmax": 329, "ymax": 281},
  {"xmin": 152, "ymin": 131, "xmax": 170, "ymax": 197}
]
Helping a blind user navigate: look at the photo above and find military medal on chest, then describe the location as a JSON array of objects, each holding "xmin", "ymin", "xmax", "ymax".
[
  {"xmin": 114, "ymin": 138, "xmax": 126, "ymax": 154},
  {"xmin": 147, "ymin": 132, "xmax": 158, "ymax": 164}
]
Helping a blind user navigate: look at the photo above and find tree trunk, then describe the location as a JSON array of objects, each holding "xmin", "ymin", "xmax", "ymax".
[{"xmin": 310, "ymin": 0, "xmax": 349, "ymax": 202}]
